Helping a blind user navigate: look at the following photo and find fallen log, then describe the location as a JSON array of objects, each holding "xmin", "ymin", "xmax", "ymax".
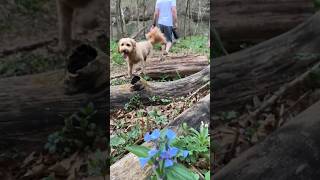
[
  {"xmin": 0, "ymin": 45, "xmax": 108, "ymax": 138},
  {"xmin": 111, "ymin": 55, "xmax": 208, "ymax": 80},
  {"xmin": 111, "ymin": 65, "xmax": 210, "ymax": 110},
  {"xmin": 0, "ymin": 70, "xmax": 107, "ymax": 137},
  {"xmin": 214, "ymin": 99, "xmax": 320, "ymax": 180},
  {"xmin": 145, "ymin": 55, "xmax": 208, "ymax": 79},
  {"xmin": 110, "ymin": 94, "xmax": 210, "ymax": 180},
  {"xmin": 213, "ymin": 11, "xmax": 320, "ymax": 113},
  {"xmin": 213, "ymin": 0, "xmax": 314, "ymax": 50}
]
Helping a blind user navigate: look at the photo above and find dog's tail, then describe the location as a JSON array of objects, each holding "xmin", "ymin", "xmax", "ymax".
[{"xmin": 146, "ymin": 27, "xmax": 167, "ymax": 45}]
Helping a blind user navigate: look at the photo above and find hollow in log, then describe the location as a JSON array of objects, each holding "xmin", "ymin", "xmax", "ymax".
[{"xmin": 111, "ymin": 65, "xmax": 210, "ymax": 110}]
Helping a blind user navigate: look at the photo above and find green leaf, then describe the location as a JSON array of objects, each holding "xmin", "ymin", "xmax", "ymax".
[
  {"xmin": 204, "ymin": 171, "xmax": 210, "ymax": 180},
  {"xmin": 166, "ymin": 164, "xmax": 199, "ymax": 180},
  {"xmin": 110, "ymin": 135, "xmax": 126, "ymax": 147},
  {"xmin": 125, "ymin": 145, "xmax": 150, "ymax": 158}
]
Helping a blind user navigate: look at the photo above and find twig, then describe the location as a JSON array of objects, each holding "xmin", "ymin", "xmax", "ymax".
[
  {"xmin": 212, "ymin": 25, "xmax": 228, "ymax": 55},
  {"xmin": 131, "ymin": 26, "xmax": 148, "ymax": 39},
  {"xmin": 186, "ymin": 82, "xmax": 210, "ymax": 101},
  {"xmin": 247, "ymin": 60, "xmax": 320, "ymax": 120},
  {"xmin": 281, "ymin": 90, "xmax": 312, "ymax": 124},
  {"xmin": 0, "ymin": 38, "xmax": 55, "ymax": 58},
  {"xmin": 190, "ymin": 165, "xmax": 205, "ymax": 179}
]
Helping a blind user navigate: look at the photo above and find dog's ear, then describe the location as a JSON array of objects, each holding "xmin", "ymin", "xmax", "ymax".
[
  {"xmin": 117, "ymin": 40, "xmax": 122, "ymax": 53},
  {"xmin": 130, "ymin": 39, "xmax": 136, "ymax": 48}
]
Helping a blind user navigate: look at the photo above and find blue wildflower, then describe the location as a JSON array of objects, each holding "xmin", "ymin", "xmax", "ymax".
[
  {"xmin": 139, "ymin": 148, "xmax": 159, "ymax": 168},
  {"xmin": 159, "ymin": 146, "xmax": 179, "ymax": 167},
  {"xmin": 182, "ymin": 150, "xmax": 189, "ymax": 158},
  {"xmin": 164, "ymin": 159, "xmax": 174, "ymax": 167},
  {"xmin": 144, "ymin": 129, "xmax": 160, "ymax": 142},
  {"xmin": 166, "ymin": 129, "xmax": 176, "ymax": 142},
  {"xmin": 148, "ymin": 148, "xmax": 159, "ymax": 157},
  {"xmin": 139, "ymin": 157, "xmax": 150, "ymax": 168}
]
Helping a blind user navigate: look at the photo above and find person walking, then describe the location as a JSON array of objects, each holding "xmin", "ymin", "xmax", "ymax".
[{"xmin": 151, "ymin": 0, "xmax": 178, "ymax": 55}]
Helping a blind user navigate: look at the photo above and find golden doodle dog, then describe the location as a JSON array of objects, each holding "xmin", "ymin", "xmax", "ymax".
[{"xmin": 118, "ymin": 27, "xmax": 166, "ymax": 77}]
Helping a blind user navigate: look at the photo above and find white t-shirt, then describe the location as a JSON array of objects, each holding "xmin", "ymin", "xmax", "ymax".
[{"xmin": 155, "ymin": 0, "xmax": 176, "ymax": 26}]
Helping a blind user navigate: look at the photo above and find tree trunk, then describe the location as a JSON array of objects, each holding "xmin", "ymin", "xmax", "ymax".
[
  {"xmin": 115, "ymin": 0, "xmax": 121, "ymax": 40},
  {"xmin": 213, "ymin": 0, "xmax": 314, "ymax": 51},
  {"xmin": 110, "ymin": 94, "xmax": 210, "ymax": 180},
  {"xmin": 136, "ymin": 0, "xmax": 139, "ymax": 29},
  {"xmin": 214, "ymin": 99, "xmax": 320, "ymax": 180},
  {"xmin": 111, "ymin": 65, "xmax": 210, "ymax": 110},
  {"xmin": 213, "ymin": 11, "xmax": 320, "ymax": 114},
  {"xmin": 143, "ymin": 0, "xmax": 146, "ymax": 35},
  {"xmin": 183, "ymin": 0, "xmax": 190, "ymax": 38},
  {"xmin": 120, "ymin": 6, "xmax": 127, "ymax": 36},
  {"xmin": 111, "ymin": 55, "xmax": 208, "ymax": 80}
]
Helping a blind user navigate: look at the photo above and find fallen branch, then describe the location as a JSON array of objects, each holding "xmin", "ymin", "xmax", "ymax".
[
  {"xmin": 131, "ymin": 26, "xmax": 148, "ymax": 39},
  {"xmin": 0, "ymin": 38, "xmax": 55, "ymax": 58},
  {"xmin": 247, "ymin": 59, "xmax": 320, "ymax": 120}
]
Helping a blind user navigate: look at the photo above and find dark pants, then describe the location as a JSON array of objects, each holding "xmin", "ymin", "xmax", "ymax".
[{"xmin": 158, "ymin": 24, "xmax": 173, "ymax": 42}]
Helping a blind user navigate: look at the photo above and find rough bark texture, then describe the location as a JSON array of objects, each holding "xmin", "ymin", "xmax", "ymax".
[
  {"xmin": 111, "ymin": 65, "xmax": 210, "ymax": 110},
  {"xmin": 110, "ymin": 94, "xmax": 210, "ymax": 180},
  {"xmin": 145, "ymin": 55, "xmax": 208, "ymax": 79},
  {"xmin": 213, "ymin": 11, "xmax": 320, "ymax": 114},
  {"xmin": 213, "ymin": 0, "xmax": 314, "ymax": 50},
  {"xmin": 214, "ymin": 99, "xmax": 320, "ymax": 180},
  {"xmin": 0, "ymin": 70, "xmax": 107, "ymax": 137},
  {"xmin": 112, "ymin": 55, "xmax": 208, "ymax": 79}
]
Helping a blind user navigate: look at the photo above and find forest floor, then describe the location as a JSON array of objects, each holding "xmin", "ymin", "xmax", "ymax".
[
  {"xmin": 109, "ymin": 35, "xmax": 210, "ymax": 178},
  {"xmin": 0, "ymin": 0, "xmax": 109, "ymax": 179},
  {"xmin": 213, "ymin": 41, "xmax": 320, "ymax": 175},
  {"xmin": 0, "ymin": 1, "xmax": 210, "ymax": 179}
]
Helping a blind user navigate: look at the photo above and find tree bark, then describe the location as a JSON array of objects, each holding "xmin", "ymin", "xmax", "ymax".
[
  {"xmin": 145, "ymin": 55, "xmax": 208, "ymax": 79},
  {"xmin": 213, "ymin": 11, "xmax": 320, "ymax": 114},
  {"xmin": 213, "ymin": 0, "xmax": 314, "ymax": 50},
  {"xmin": 111, "ymin": 55, "xmax": 208, "ymax": 79},
  {"xmin": 214, "ymin": 99, "xmax": 320, "ymax": 180},
  {"xmin": 183, "ymin": 0, "xmax": 190, "ymax": 38},
  {"xmin": 110, "ymin": 94, "xmax": 210, "ymax": 180},
  {"xmin": 0, "ymin": 64, "xmax": 208, "ymax": 137},
  {"xmin": 111, "ymin": 65, "xmax": 210, "ymax": 110},
  {"xmin": 0, "ymin": 70, "xmax": 107, "ymax": 137}
]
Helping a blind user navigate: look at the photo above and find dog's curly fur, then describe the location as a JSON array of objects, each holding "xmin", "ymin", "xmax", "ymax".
[{"xmin": 118, "ymin": 27, "xmax": 166, "ymax": 77}]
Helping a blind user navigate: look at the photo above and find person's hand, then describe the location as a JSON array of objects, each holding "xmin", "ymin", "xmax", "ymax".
[
  {"xmin": 174, "ymin": 22, "xmax": 178, "ymax": 29},
  {"xmin": 150, "ymin": 24, "xmax": 155, "ymax": 31}
]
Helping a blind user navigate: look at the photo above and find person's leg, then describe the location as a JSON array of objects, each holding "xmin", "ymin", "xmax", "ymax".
[
  {"xmin": 162, "ymin": 26, "xmax": 173, "ymax": 54},
  {"xmin": 165, "ymin": 42, "xmax": 172, "ymax": 54},
  {"xmin": 158, "ymin": 24, "xmax": 173, "ymax": 55}
]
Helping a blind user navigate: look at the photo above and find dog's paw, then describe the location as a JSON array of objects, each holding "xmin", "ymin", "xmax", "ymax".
[
  {"xmin": 160, "ymin": 55, "xmax": 165, "ymax": 61},
  {"xmin": 126, "ymin": 74, "xmax": 132, "ymax": 79}
]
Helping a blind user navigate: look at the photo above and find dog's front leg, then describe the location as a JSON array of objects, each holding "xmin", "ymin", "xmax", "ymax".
[
  {"xmin": 128, "ymin": 62, "xmax": 133, "ymax": 78},
  {"xmin": 141, "ymin": 58, "xmax": 146, "ymax": 75}
]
